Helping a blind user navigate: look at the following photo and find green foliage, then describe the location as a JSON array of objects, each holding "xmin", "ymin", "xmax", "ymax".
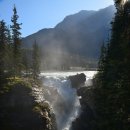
[
  {"xmin": 93, "ymin": 1, "xmax": 130, "ymax": 130},
  {"xmin": 0, "ymin": 5, "xmax": 41, "ymax": 83},
  {"xmin": 0, "ymin": 77, "xmax": 32, "ymax": 95},
  {"xmin": 10, "ymin": 5, "xmax": 22, "ymax": 76},
  {"xmin": 21, "ymin": 48, "xmax": 32, "ymax": 76},
  {"xmin": 32, "ymin": 40, "xmax": 40, "ymax": 79},
  {"xmin": 0, "ymin": 5, "xmax": 46, "ymax": 130},
  {"xmin": 0, "ymin": 20, "xmax": 8, "ymax": 85},
  {"xmin": 0, "ymin": 5, "xmax": 24, "ymax": 87}
]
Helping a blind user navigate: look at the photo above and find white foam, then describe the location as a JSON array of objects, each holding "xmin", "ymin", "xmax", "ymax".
[{"xmin": 40, "ymin": 71, "xmax": 97, "ymax": 130}]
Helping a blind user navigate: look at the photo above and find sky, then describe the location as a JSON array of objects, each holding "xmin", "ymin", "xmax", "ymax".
[{"xmin": 0, "ymin": 0, "xmax": 114, "ymax": 37}]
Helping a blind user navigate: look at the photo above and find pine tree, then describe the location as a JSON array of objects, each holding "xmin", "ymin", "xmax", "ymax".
[
  {"xmin": 5, "ymin": 27, "xmax": 14, "ymax": 76},
  {"xmin": 98, "ymin": 43, "xmax": 107, "ymax": 71},
  {"xmin": 93, "ymin": 0, "xmax": 130, "ymax": 129},
  {"xmin": 32, "ymin": 40, "xmax": 40, "ymax": 79},
  {"xmin": 22, "ymin": 49, "xmax": 31, "ymax": 77},
  {"xmin": 0, "ymin": 20, "xmax": 8, "ymax": 85},
  {"xmin": 10, "ymin": 5, "xmax": 22, "ymax": 76}
]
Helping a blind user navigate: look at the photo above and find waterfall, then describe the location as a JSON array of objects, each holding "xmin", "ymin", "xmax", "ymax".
[{"xmin": 40, "ymin": 71, "xmax": 97, "ymax": 130}]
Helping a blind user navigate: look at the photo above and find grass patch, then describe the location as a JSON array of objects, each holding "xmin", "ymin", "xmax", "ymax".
[{"xmin": 0, "ymin": 77, "xmax": 32, "ymax": 95}]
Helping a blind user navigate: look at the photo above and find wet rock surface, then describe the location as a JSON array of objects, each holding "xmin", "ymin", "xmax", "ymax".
[
  {"xmin": 69, "ymin": 73, "xmax": 96, "ymax": 130},
  {"xmin": 71, "ymin": 87, "xmax": 96, "ymax": 130}
]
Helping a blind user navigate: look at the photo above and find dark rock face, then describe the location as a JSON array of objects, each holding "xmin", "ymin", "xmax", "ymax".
[
  {"xmin": 71, "ymin": 87, "xmax": 96, "ymax": 130},
  {"xmin": 69, "ymin": 73, "xmax": 86, "ymax": 88},
  {"xmin": 0, "ymin": 82, "xmax": 57, "ymax": 130},
  {"xmin": 68, "ymin": 73, "xmax": 96, "ymax": 130}
]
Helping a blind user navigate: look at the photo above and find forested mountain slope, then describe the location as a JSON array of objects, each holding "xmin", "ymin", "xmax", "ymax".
[{"xmin": 22, "ymin": 5, "xmax": 115, "ymax": 69}]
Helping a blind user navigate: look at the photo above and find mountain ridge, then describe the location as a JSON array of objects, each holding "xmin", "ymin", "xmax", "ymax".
[{"xmin": 22, "ymin": 5, "xmax": 116, "ymax": 69}]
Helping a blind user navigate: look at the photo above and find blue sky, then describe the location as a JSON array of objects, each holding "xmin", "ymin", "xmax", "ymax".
[{"xmin": 0, "ymin": 0, "xmax": 114, "ymax": 37}]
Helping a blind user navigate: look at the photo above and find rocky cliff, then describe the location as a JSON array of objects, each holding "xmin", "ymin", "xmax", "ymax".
[
  {"xmin": 0, "ymin": 79, "xmax": 57, "ymax": 130},
  {"xmin": 69, "ymin": 73, "xmax": 96, "ymax": 130}
]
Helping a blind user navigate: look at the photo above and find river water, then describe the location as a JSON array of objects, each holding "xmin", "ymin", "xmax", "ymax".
[{"xmin": 40, "ymin": 71, "xmax": 97, "ymax": 130}]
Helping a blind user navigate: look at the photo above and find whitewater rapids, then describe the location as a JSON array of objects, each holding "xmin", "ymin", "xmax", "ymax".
[{"xmin": 40, "ymin": 71, "xmax": 97, "ymax": 130}]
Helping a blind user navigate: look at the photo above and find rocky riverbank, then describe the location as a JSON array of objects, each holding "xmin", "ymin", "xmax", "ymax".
[
  {"xmin": 0, "ymin": 73, "xmax": 96, "ymax": 130},
  {"xmin": 0, "ymin": 78, "xmax": 57, "ymax": 130}
]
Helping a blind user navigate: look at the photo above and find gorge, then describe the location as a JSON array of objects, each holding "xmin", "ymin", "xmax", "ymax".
[{"xmin": 40, "ymin": 71, "xmax": 97, "ymax": 130}]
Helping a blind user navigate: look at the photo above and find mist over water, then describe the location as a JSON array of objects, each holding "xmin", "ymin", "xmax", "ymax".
[{"xmin": 40, "ymin": 71, "xmax": 97, "ymax": 130}]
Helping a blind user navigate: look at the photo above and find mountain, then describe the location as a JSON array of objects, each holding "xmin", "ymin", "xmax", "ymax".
[{"xmin": 22, "ymin": 5, "xmax": 116, "ymax": 70}]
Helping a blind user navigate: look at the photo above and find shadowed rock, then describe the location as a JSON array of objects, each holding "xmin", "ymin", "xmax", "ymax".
[
  {"xmin": 68, "ymin": 73, "xmax": 86, "ymax": 88},
  {"xmin": 0, "ymin": 81, "xmax": 57, "ymax": 130}
]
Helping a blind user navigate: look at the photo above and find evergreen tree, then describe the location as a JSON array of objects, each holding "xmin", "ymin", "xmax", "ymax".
[
  {"xmin": 10, "ymin": 5, "xmax": 22, "ymax": 76},
  {"xmin": 5, "ymin": 27, "xmax": 14, "ymax": 76},
  {"xmin": 0, "ymin": 20, "xmax": 8, "ymax": 85},
  {"xmin": 22, "ymin": 49, "xmax": 32, "ymax": 77},
  {"xmin": 98, "ymin": 43, "xmax": 107, "ymax": 72},
  {"xmin": 32, "ymin": 40, "xmax": 40, "ymax": 79},
  {"xmin": 93, "ymin": 0, "xmax": 130, "ymax": 129}
]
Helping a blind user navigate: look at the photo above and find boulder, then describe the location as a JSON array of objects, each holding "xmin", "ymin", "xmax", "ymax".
[{"xmin": 68, "ymin": 73, "xmax": 86, "ymax": 88}]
